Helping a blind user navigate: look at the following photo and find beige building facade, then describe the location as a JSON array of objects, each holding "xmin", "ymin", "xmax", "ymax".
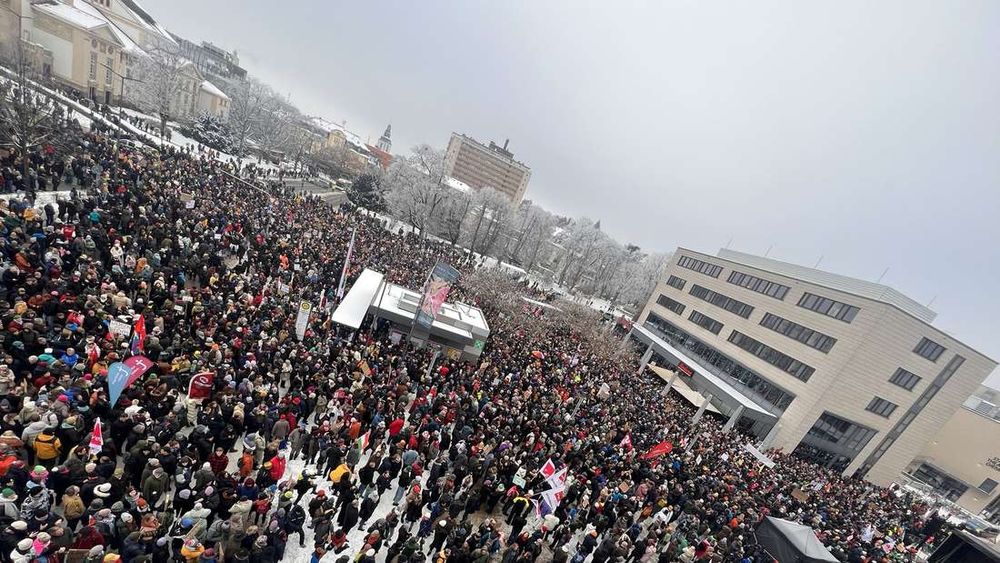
[
  {"xmin": 443, "ymin": 133, "xmax": 531, "ymax": 203},
  {"xmin": 905, "ymin": 387, "xmax": 1000, "ymax": 519},
  {"xmin": 632, "ymin": 248, "xmax": 996, "ymax": 489}
]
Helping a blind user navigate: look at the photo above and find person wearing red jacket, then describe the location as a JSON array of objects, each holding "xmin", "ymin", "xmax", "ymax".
[
  {"xmin": 268, "ymin": 453, "xmax": 286, "ymax": 481},
  {"xmin": 208, "ymin": 447, "xmax": 229, "ymax": 475}
]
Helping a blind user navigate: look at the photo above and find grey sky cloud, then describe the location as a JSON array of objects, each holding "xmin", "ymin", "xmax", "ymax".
[{"xmin": 144, "ymin": 0, "xmax": 1000, "ymax": 381}]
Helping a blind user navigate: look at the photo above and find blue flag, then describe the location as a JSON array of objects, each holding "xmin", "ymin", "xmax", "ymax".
[{"xmin": 107, "ymin": 362, "xmax": 131, "ymax": 407}]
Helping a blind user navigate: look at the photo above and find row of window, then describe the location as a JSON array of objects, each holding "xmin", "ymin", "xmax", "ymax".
[
  {"xmin": 689, "ymin": 310, "xmax": 724, "ymax": 335},
  {"xmin": 866, "ymin": 397, "xmax": 898, "ymax": 418},
  {"xmin": 689, "ymin": 284, "xmax": 754, "ymax": 319},
  {"xmin": 656, "ymin": 294, "xmax": 685, "ymax": 316},
  {"xmin": 857, "ymin": 355, "xmax": 967, "ymax": 479},
  {"xmin": 727, "ymin": 270, "xmax": 790, "ymax": 300},
  {"xmin": 666, "ymin": 275, "xmax": 686, "ymax": 290},
  {"xmin": 677, "ymin": 256, "xmax": 723, "ymax": 278},
  {"xmin": 728, "ymin": 330, "xmax": 816, "ymax": 381},
  {"xmin": 914, "ymin": 337, "xmax": 946, "ymax": 362},
  {"xmin": 644, "ymin": 313, "xmax": 795, "ymax": 412},
  {"xmin": 797, "ymin": 292, "xmax": 860, "ymax": 323},
  {"xmin": 759, "ymin": 313, "xmax": 837, "ymax": 353}
]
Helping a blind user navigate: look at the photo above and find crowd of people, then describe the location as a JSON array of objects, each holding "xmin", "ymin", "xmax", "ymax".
[{"xmin": 0, "ymin": 115, "xmax": 955, "ymax": 563}]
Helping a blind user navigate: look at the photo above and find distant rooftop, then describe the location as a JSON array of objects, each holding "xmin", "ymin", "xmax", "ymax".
[
  {"xmin": 714, "ymin": 249, "xmax": 937, "ymax": 323},
  {"xmin": 452, "ymin": 133, "xmax": 530, "ymax": 169}
]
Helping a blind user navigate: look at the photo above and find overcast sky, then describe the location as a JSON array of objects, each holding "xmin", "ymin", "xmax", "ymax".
[{"xmin": 144, "ymin": 0, "xmax": 1000, "ymax": 381}]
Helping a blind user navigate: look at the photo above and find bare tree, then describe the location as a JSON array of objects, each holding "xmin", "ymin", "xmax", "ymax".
[
  {"xmin": 129, "ymin": 47, "xmax": 189, "ymax": 138},
  {"xmin": 0, "ymin": 71, "xmax": 59, "ymax": 178}
]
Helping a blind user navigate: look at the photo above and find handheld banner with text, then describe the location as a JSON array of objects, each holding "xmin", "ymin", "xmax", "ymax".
[
  {"xmin": 123, "ymin": 355, "xmax": 154, "ymax": 387},
  {"xmin": 295, "ymin": 301, "xmax": 312, "ymax": 341}
]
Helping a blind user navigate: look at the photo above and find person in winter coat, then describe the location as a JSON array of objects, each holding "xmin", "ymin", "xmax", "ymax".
[
  {"xmin": 142, "ymin": 467, "xmax": 170, "ymax": 508},
  {"xmin": 208, "ymin": 448, "xmax": 229, "ymax": 475},
  {"xmin": 337, "ymin": 499, "xmax": 359, "ymax": 531},
  {"xmin": 358, "ymin": 489, "xmax": 379, "ymax": 530},
  {"xmin": 31, "ymin": 427, "xmax": 62, "ymax": 468},
  {"xmin": 0, "ymin": 488, "xmax": 18, "ymax": 521},
  {"xmin": 61, "ymin": 486, "xmax": 86, "ymax": 530},
  {"xmin": 283, "ymin": 504, "xmax": 307, "ymax": 548}
]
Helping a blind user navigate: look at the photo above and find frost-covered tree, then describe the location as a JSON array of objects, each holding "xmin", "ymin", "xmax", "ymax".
[
  {"xmin": 463, "ymin": 187, "xmax": 514, "ymax": 257},
  {"xmin": 383, "ymin": 144, "xmax": 449, "ymax": 237}
]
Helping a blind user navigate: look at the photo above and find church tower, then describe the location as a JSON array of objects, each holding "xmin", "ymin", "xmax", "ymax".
[{"xmin": 377, "ymin": 124, "xmax": 392, "ymax": 153}]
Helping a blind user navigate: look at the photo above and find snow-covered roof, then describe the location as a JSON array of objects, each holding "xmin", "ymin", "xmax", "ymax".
[
  {"xmin": 199, "ymin": 80, "xmax": 229, "ymax": 100},
  {"xmin": 444, "ymin": 176, "xmax": 472, "ymax": 193},
  {"xmin": 115, "ymin": 0, "xmax": 177, "ymax": 46},
  {"xmin": 309, "ymin": 117, "xmax": 367, "ymax": 150},
  {"xmin": 67, "ymin": 0, "xmax": 143, "ymax": 54},
  {"xmin": 34, "ymin": 2, "xmax": 107, "ymax": 30}
]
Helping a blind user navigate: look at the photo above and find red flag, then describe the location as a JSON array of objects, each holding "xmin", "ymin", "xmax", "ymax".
[
  {"xmin": 640, "ymin": 440, "xmax": 673, "ymax": 460},
  {"xmin": 89, "ymin": 419, "xmax": 103, "ymax": 455},
  {"xmin": 187, "ymin": 371, "xmax": 215, "ymax": 400},
  {"xmin": 539, "ymin": 458, "xmax": 556, "ymax": 480},
  {"xmin": 130, "ymin": 314, "xmax": 146, "ymax": 355}
]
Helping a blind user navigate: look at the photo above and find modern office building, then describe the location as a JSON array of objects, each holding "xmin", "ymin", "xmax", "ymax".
[
  {"xmin": 631, "ymin": 248, "xmax": 997, "ymax": 487},
  {"xmin": 443, "ymin": 133, "xmax": 531, "ymax": 203},
  {"xmin": 902, "ymin": 385, "xmax": 1000, "ymax": 520}
]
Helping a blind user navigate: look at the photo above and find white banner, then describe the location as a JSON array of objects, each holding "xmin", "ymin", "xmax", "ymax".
[
  {"xmin": 295, "ymin": 301, "xmax": 312, "ymax": 341},
  {"xmin": 743, "ymin": 443, "xmax": 776, "ymax": 468},
  {"xmin": 108, "ymin": 319, "xmax": 132, "ymax": 338}
]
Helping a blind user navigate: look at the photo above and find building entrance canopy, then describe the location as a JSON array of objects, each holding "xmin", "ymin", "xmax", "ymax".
[
  {"xmin": 633, "ymin": 324, "xmax": 776, "ymax": 419},
  {"xmin": 648, "ymin": 364, "xmax": 722, "ymax": 414}
]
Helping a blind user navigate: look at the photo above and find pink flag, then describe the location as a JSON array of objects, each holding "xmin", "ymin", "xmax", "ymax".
[
  {"xmin": 123, "ymin": 355, "xmax": 154, "ymax": 387},
  {"xmin": 89, "ymin": 419, "xmax": 103, "ymax": 455}
]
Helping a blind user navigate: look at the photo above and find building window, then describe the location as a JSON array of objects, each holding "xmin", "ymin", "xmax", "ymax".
[
  {"xmin": 980, "ymin": 479, "xmax": 998, "ymax": 494},
  {"xmin": 888, "ymin": 368, "xmax": 921, "ymax": 391},
  {"xmin": 727, "ymin": 270, "xmax": 790, "ymax": 300},
  {"xmin": 728, "ymin": 330, "xmax": 815, "ymax": 381},
  {"xmin": 914, "ymin": 337, "xmax": 946, "ymax": 362},
  {"xmin": 688, "ymin": 310, "xmax": 724, "ymax": 335},
  {"xmin": 793, "ymin": 411, "xmax": 877, "ymax": 471},
  {"xmin": 665, "ymin": 275, "xmax": 686, "ymax": 291},
  {"xmin": 866, "ymin": 397, "xmax": 898, "ymax": 418},
  {"xmin": 105, "ymin": 57, "xmax": 113, "ymax": 85},
  {"xmin": 759, "ymin": 313, "xmax": 837, "ymax": 353},
  {"xmin": 643, "ymin": 312, "xmax": 796, "ymax": 413},
  {"xmin": 689, "ymin": 284, "xmax": 754, "ymax": 318},
  {"xmin": 797, "ymin": 292, "xmax": 860, "ymax": 323},
  {"xmin": 89, "ymin": 52, "xmax": 97, "ymax": 80},
  {"xmin": 912, "ymin": 463, "xmax": 969, "ymax": 501},
  {"xmin": 677, "ymin": 255, "xmax": 723, "ymax": 278},
  {"xmin": 656, "ymin": 295, "xmax": 685, "ymax": 316}
]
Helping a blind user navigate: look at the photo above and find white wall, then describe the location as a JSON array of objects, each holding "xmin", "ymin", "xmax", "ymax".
[{"xmin": 31, "ymin": 27, "xmax": 73, "ymax": 80}]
